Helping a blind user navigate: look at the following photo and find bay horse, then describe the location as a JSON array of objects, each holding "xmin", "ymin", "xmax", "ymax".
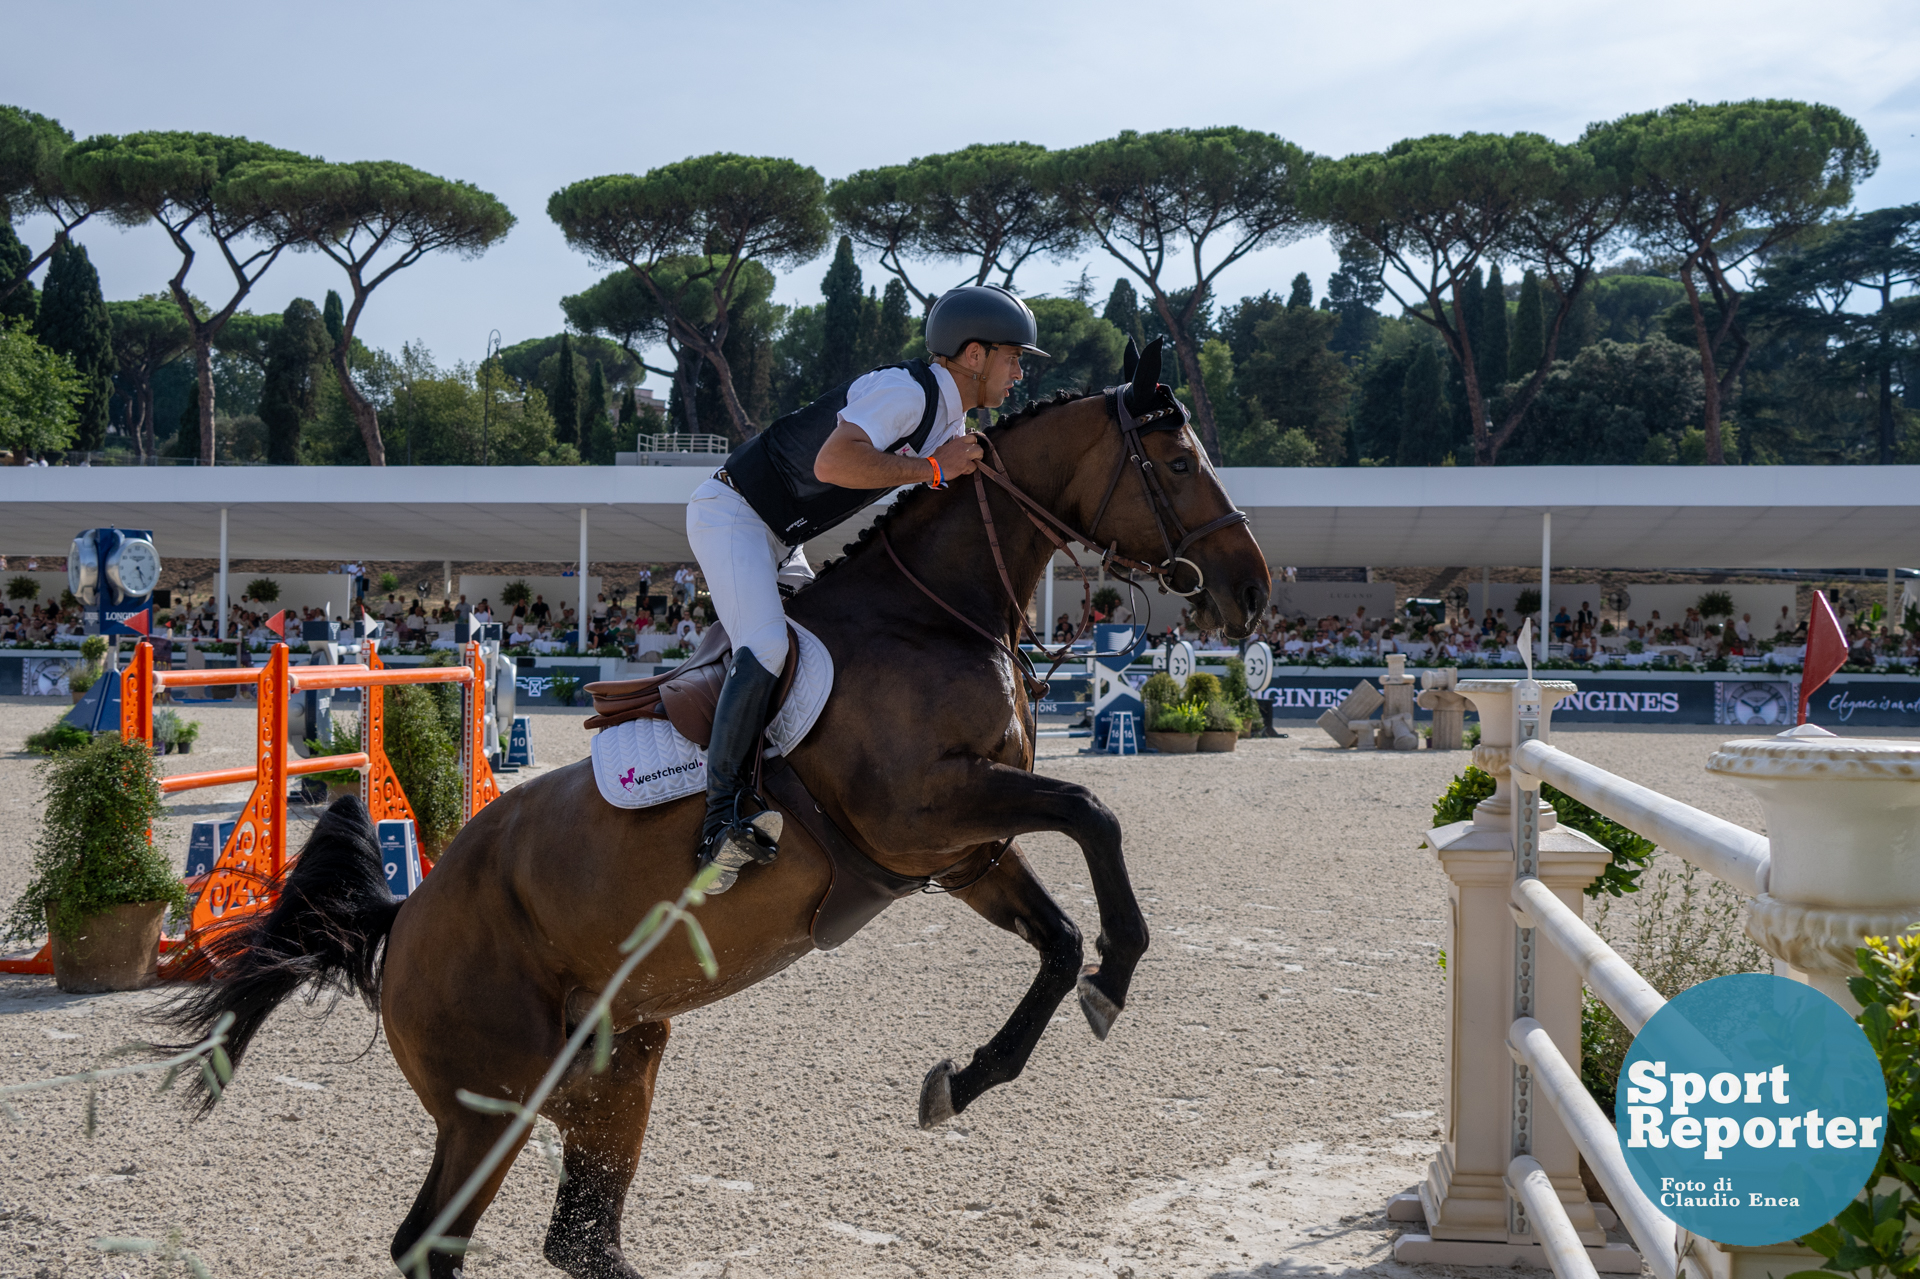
[{"xmin": 168, "ymin": 342, "xmax": 1271, "ymax": 1278}]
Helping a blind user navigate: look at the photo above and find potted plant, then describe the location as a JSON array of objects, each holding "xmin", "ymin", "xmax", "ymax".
[
  {"xmin": 174, "ymin": 717, "xmax": 200, "ymax": 754},
  {"xmin": 1198, "ymin": 699, "xmax": 1245, "ymax": 752},
  {"xmin": 152, "ymin": 707, "xmax": 182, "ymax": 754},
  {"xmin": 1145, "ymin": 698, "xmax": 1205, "ymax": 753},
  {"xmin": 66, "ymin": 662, "xmax": 98, "ymax": 703},
  {"xmin": 501, "ymin": 579, "xmax": 533, "ymax": 610},
  {"xmin": 4, "ymin": 735, "xmax": 187, "ymax": 993}
]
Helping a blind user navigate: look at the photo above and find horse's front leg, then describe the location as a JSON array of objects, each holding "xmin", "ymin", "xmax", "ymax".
[
  {"xmin": 919, "ymin": 843, "xmax": 1081, "ymax": 1128},
  {"xmin": 887, "ymin": 758, "xmax": 1148, "ymax": 1040}
]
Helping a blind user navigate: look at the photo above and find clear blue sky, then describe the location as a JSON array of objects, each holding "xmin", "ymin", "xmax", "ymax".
[{"xmin": 13, "ymin": 0, "xmax": 1920, "ymax": 382}]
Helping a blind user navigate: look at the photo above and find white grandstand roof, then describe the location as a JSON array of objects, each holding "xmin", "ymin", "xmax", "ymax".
[{"xmin": 0, "ymin": 464, "xmax": 1914, "ymax": 569}]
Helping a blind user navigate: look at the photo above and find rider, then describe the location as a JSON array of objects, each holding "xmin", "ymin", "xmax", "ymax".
[{"xmin": 684, "ymin": 284, "xmax": 1046, "ymax": 891}]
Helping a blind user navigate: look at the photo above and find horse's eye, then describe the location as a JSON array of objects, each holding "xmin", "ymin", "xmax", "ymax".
[{"xmin": 1169, "ymin": 459, "xmax": 1190, "ymax": 474}]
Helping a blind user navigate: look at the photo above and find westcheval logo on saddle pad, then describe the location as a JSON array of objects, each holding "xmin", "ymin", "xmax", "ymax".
[{"xmin": 589, "ymin": 621, "xmax": 835, "ymax": 809}]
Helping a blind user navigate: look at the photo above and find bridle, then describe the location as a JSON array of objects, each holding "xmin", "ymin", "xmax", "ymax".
[{"xmin": 877, "ymin": 381, "xmax": 1250, "ymax": 698}]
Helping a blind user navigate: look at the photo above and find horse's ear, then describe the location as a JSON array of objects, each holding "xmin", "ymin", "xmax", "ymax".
[
  {"xmin": 1121, "ymin": 337, "xmax": 1140, "ymax": 383},
  {"xmin": 1131, "ymin": 336, "xmax": 1163, "ymax": 402}
]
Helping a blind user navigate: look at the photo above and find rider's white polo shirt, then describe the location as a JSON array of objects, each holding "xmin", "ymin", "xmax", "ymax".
[{"xmin": 838, "ymin": 362, "xmax": 969, "ymax": 457}]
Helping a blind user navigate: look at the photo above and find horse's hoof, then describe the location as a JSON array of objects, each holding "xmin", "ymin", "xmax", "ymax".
[
  {"xmin": 918, "ymin": 1058, "xmax": 956, "ymax": 1129},
  {"xmin": 1078, "ymin": 974, "xmax": 1121, "ymax": 1041}
]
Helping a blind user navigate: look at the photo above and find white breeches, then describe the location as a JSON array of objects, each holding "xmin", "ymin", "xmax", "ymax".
[{"xmin": 685, "ymin": 476, "xmax": 812, "ymax": 671}]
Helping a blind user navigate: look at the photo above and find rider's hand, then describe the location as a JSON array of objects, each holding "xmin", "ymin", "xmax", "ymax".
[{"xmin": 933, "ymin": 433, "xmax": 984, "ymax": 479}]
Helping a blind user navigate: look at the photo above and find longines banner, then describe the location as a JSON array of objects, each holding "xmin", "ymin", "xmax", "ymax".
[{"xmin": 1255, "ymin": 671, "xmax": 1920, "ymax": 728}]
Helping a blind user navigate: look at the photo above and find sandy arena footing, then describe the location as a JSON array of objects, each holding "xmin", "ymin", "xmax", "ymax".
[{"xmin": 0, "ymin": 695, "xmax": 1775, "ymax": 1277}]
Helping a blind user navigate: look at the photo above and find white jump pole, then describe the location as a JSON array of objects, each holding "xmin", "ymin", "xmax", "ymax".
[
  {"xmin": 578, "ymin": 507, "xmax": 589, "ymax": 654},
  {"xmin": 217, "ymin": 507, "xmax": 229, "ymax": 641},
  {"xmin": 1044, "ymin": 555, "xmax": 1054, "ymax": 638},
  {"xmin": 1539, "ymin": 511, "xmax": 1552, "ymax": 667}
]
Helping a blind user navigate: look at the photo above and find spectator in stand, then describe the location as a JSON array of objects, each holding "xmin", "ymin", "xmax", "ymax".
[
  {"xmin": 1735, "ymin": 613, "xmax": 1754, "ymax": 644},
  {"xmin": 508, "ymin": 619, "xmax": 534, "ymax": 646},
  {"xmin": 1776, "ymin": 605, "xmax": 1795, "ymax": 639},
  {"xmin": 1053, "ymin": 614, "xmax": 1073, "ymax": 643},
  {"xmin": 1576, "ymin": 601, "xmax": 1596, "ymax": 632},
  {"xmin": 381, "ymin": 593, "xmax": 404, "ymax": 621},
  {"xmin": 530, "ymin": 595, "xmax": 551, "ymax": 626},
  {"xmin": 472, "ymin": 599, "xmax": 493, "ymax": 626},
  {"xmin": 1552, "ymin": 606, "xmax": 1572, "ymax": 640},
  {"xmin": 637, "ymin": 566, "xmax": 653, "ymax": 602}
]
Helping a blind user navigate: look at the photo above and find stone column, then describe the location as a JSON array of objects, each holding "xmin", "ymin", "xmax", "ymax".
[
  {"xmin": 1418, "ymin": 667, "xmax": 1469, "ymax": 749},
  {"xmin": 1708, "ymin": 724, "xmax": 1920, "ymax": 1011},
  {"xmin": 1379, "ymin": 653, "xmax": 1419, "ymax": 749},
  {"xmin": 1397, "ymin": 679, "xmax": 1628, "ymax": 1269}
]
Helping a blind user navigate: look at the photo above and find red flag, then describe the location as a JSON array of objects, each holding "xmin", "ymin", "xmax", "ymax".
[
  {"xmin": 123, "ymin": 608, "xmax": 150, "ymax": 636},
  {"xmin": 266, "ymin": 609, "xmax": 288, "ymax": 638},
  {"xmin": 1798, "ymin": 591, "xmax": 1848, "ymax": 725}
]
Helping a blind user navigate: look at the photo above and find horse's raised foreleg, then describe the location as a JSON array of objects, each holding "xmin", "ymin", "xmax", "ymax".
[
  {"xmin": 919, "ymin": 844, "xmax": 1081, "ymax": 1127},
  {"xmin": 540, "ymin": 1018, "xmax": 671, "ymax": 1279},
  {"xmin": 896, "ymin": 759, "xmax": 1148, "ymax": 1040}
]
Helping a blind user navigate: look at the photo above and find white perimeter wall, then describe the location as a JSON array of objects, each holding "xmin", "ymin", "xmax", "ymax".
[{"xmin": 1269, "ymin": 582, "xmax": 1398, "ymax": 620}]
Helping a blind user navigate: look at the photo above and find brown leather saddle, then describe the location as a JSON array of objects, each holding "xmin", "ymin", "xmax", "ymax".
[
  {"xmin": 583, "ymin": 623, "xmax": 932, "ymax": 950},
  {"xmin": 583, "ymin": 622, "xmax": 800, "ymax": 745}
]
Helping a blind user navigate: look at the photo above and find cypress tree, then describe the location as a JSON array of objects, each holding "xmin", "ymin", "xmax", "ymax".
[
  {"xmin": 1399, "ymin": 341, "xmax": 1450, "ymax": 466},
  {"xmin": 259, "ymin": 298, "xmax": 330, "ymax": 464},
  {"xmin": 1478, "ymin": 264, "xmax": 1509, "ymax": 389},
  {"xmin": 820, "ymin": 236, "xmax": 863, "ymax": 386},
  {"xmin": 0, "ymin": 218, "xmax": 37, "ymax": 325},
  {"xmin": 1103, "ymin": 278, "xmax": 1145, "ymax": 349},
  {"xmin": 35, "ymin": 240, "xmax": 113, "ymax": 452},
  {"xmin": 618, "ymin": 385, "xmax": 638, "ymax": 434},
  {"xmin": 583, "ymin": 360, "xmax": 611, "ymax": 464},
  {"xmin": 548, "ymin": 332, "xmax": 580, "ymax": 446},
  {"xmin": 1286, "ymin": 272, "xmax": 1313, "ymax": 310},
  {"xmin": 322, "ymin": 290, "xmax": 345, "ymax": 350},
  {"xmin": 1510, "ymin": 270, "xmax": 1546, "ymax": 378},
  {"xmin": 872, "ymin": 278, "xmax": 911, "ymax": 365},
  {"xmin": 169, "ymin": 381, "xmax": 201, "ymax": 459}
]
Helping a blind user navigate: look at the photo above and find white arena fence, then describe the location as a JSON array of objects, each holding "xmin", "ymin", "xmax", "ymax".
[{"xmin": 1400, "ymin": 677, "xmax": 1920, "ymax": 1279}]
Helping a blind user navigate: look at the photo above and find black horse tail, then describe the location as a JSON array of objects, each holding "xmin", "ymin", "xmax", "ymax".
[{"xmin": 164, "ymin": 795, "xmax": 402, "ymax": 1109}]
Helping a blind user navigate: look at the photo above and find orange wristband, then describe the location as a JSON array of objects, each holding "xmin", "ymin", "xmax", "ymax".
[{"xmin": 928, "ymin": 456, "xmax": 944, "ymax": 488}]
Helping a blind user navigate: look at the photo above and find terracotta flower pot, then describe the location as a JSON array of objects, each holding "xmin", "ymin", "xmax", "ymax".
[
  {"xmin": 47, "ymin": 901, "xmax": 167, "ymax": 994},
  {"xmin": 1144, "ymin": 730, "xmax": 1200, "ymax": 754},
  {"xmin": 1198, "ymin": 731, "xmax": 1239, "ymax": 753}
]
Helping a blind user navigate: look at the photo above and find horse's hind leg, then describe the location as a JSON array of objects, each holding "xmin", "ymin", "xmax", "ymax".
[
  {"xmin": 541, "ymin": 1019, "xmax": 672, "ymax": 1279},
  {"xmin": 390, "ymin": 1109, "xmax": 531, "ymax": 1279},
  {"xmin": 920, "ymin": 845, "xmax": 1082, "ymax": 1127}
]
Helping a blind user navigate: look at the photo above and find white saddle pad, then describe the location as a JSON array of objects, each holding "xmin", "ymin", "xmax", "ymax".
[{"xmin": 590, "ymin": 620, "xmax": 833, "ymax": 810}]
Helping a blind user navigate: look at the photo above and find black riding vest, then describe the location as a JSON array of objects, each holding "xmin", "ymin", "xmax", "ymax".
[{"xmin": 721, "ymin": 361, "xmax": 943, "ymax": 545}]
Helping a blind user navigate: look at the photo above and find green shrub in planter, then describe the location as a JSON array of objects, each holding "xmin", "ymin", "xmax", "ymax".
[
  {"xmin": 1221, "ymin": 658, "xmax": 1262, "ymax": 730},
  {"xmin": 1182, "ymin": 671, "xmax": 1222, "ymax": 705},
  {"xmin": 4, "ymin": 735, "xmax": 186, "ymax": 944},
  {"xmin": 244, "ymin": 576, "xmax": 280, "ymax": 604},
  {"xmin": 1203, "ymin": 699, "xmax": 1245, "ymax": 732},
  {"xmin": 1151, "ymin": 699, "xmax": 1207, "ymax": 733},
  {"xmin": 173, "ymin": 718, "xmax": 200, "ymax": 751},
  {"xmin": 6, "ymin": 573, "xmax": 40, "ymax": 602},
  {"xmin": 1139, "ymin": 671, "xmax": 1179, "ymax": 720},
  {"xmin": 1431, "ymin": 764, "xmax": 1652, "ymax": 898},
  {"xmin": 24, "ymin": 721, "xmax": 90, "ymax": 755},
  {"xmin": 376, "ymin": 571, "xmax": 401, "ymax": 595},
  {"xmin": 305, "ymin": 716, "xmax": 366, "ymax": 786},
  {"xmin": 500, "ymin": 579, "xmax": 532, "ymax": 608},
  {"xmin": 547, "ymin": 672, "xmax": 583, "ymax": 707},
  {"xmin": 66, "ymin": 664, "xmax": 99, "ymax": 696},
  {"xmin": 384, "ymin": 683, "xmax": 463, "ymax": 859}
]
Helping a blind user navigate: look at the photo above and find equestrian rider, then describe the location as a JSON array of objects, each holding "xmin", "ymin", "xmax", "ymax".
[{"xmin": 684, "ymin": 284, "xmax": 1047, "ymax": 891}]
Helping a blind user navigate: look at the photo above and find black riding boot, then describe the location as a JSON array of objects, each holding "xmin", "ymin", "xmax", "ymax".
[{"xmin": 697, "ymin": 648, "xmax": 783, "ymax": 892}]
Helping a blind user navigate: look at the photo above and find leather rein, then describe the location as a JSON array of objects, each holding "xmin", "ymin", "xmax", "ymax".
[{"xmin": 877, "ymin": 383, "xmax": 1250, "ymax": 699}]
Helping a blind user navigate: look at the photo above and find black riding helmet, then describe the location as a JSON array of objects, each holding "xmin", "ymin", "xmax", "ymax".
[{"xmin": 924, "ymin": 284, "xmax": 1050, "ymax": 359}]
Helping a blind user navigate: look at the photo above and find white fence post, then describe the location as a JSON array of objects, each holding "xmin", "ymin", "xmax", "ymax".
[
  {"xmin": 1708, "ymin": 729, "xmax": 1920, "ymax": 1010},
  {"xmin": 1399, "ymin": 678, "xmax": 1623, "ymax": 1268}
]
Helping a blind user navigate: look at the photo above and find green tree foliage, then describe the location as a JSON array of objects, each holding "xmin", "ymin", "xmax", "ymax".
[
  {"xmin": 0, "ymin": 317, "xmax": 82, "ymax": 459},
  {"xmin": 547, "ymin": 331, "xmax": 579, "ymax": 445},
  {"xmin": 1479, "ymin": 263, "xmax": 1508, "ymax": 388},
  {"xmin": 383, "ymin": 681, "xmax": 465, "ymax": 858},
  {"xmin": 1399, "ymin": 341, "xmax": 1453, "ymax": 465},
  {"xmin": 559, "ymin": 270, "xmax": 699, "ymax": 430},
  {"xmin": 1102, "ymin": 277, "xmax": 1145, "ymax": 349},
  {"xmin": 1510, "ymin": 268, "xmax": 1545, "ymax": 374},
  {"xmin": 583, "ymin": 358, "xmax": 613, "ymax": 464},
  {"xmin": 0, "ymin": 217, "xmax": 36, "ymax": 324},
  {"xmin": 4, "ymin": 733, "xmax": 186, "ymax": 944},
  {"xmin": 1586, "ymin": 99, "xmax": 1876, "ymax": 463},
  {"xmin": 106, "ymin": 294, "xmax": 192, "ymax": 460},
  {"xmin": 1323, "ymin": 241, "xmax": 1383, "ymax": 358},
  {"xmin": 1041, "ymin": 127, "xmax": 1315, "ymax": 461},
  {"xmin": 258, "ymin": 297, "xmax": 329, "ymax": 463},
  {"xmin": 33, "ymin": 238, "xmax": 112, "ymax": 451},
  {"xmin": 66, "ymin": 130, "xmax": 320, "ymax": 464},
  {"xmin": 826, "ymin": 142, "xmax": 1079, "ymax": 307},
  {"xmin": 820, "ymin": 234, "xmax": 865, "ymax": 387},
  {"xmin": 1756, "ymin": 203, "xmax": 1920, "ymax": 462},
  {"xmin": 618, "ymin": 383, "xmax": 638, "ymax": 438},
  {"xmin": 549, "ymin": 153, "xmax": 828, "ymax": 441},
  {"xmin": 1227, "ymin": 292, "xmax": 1351, "ymax": 464},
  {"xmin": 1497, "ymin": 335, "xmax": 1705, "ymax": 464},
  {"xmin": 1018, "ymin": 296, "xmax": 1124, "ymax": 402},
  {"xmin": 226, "ymin": 157, "xmax": 515, "ymax": 465},
  {"xmin": 1587, "ymin": 272, "xmax": 1685, "ymax": 343},
  {"xmin": 322, "ymin": 288, "xmax": 343, "ymax": 348},
  {"xmin": 0, "ymin": 106, "xmax": 111, "ymax": 311}
]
